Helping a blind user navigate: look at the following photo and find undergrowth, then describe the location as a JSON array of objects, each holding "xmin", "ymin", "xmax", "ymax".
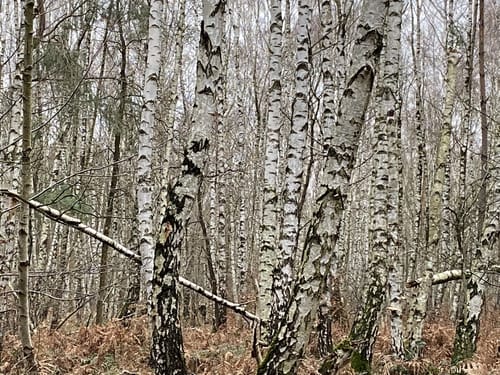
[{"xmin": 0, "ymin": 309, "xmax": 498, "ymax": 374}]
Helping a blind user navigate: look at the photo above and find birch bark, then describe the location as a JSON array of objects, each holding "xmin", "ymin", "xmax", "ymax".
[
  {"xmin": 137, "ymin": 0, "xmax": 163, "ymax": 307},
  {"xmin": 257, "ymin": 1, "xmax": 387, "ymax": 374},
  {"xmin": 257, "ymin": 0, "xmax": 282, "ymax": 338},
  {"xmin": 317, "ymin": 0, "xmax": 336, "ymax": 356},
  {"xmin": 233, "ymin": 24, "xmax": 248, "ymax": 292},
  {"xmin": 215, "ymin": 90, "xmax": 228, "ymax": 329},
  {"xmin": 476, "ymin": 0, "xmax": 488, "ymax": 237},
  {"xmin": 18, "ymin": 0, "xmax": 38, "ymax": 372},
  {"xmin": 385, "ymin": 2, "xmax": 404, "ymax": 360},
  {"xmin": 160, "ymin": 0, "xmax": 185, "ymax": 211},
  {"xmin": 409, "ymin": 0, "xmax": 427, "ymax": 283},
  {"xmin": 452, "ymin": 0, "xmax": 495, "ymax": 363},
  {"xmin": 453, "ymin": 0, "xmax": 477, "ymax": 320},
  {"xmin": 151, "ymin": 1, "xmax": 226, "ymax": 373},
  {"xmin": 1, "ymin": 1, "xmax": 23, "ymax": 346},
  {"xmin": 407, "ymin": 21, "xmax": 460, "ymax": 357},
  {"xmin": 322, "ymin": 1, "xmax": 402, "ymax": 372},
  {"xmin": 270, "ymin": 0, "xmax": 312, "ymax": 336}
]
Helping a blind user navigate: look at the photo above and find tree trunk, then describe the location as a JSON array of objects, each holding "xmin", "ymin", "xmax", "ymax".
[
  {"xmin": 18, "ymin": 0, "xmax": 38, "ymax": 372},
  {"xmin": 95, "ymin": 5, "xmax": 127, "ymax": 324},
  {"xmin": 215, "ymin": 102, "xmax": 228, "ymax": 329},
  {"xmin": 317, "ymin": 0, "xmax": 336, "ymax": 357},
  {"xmin": 452, "ymin": 0, "xmax": 495, "ymax": 364},
  {"xmin": 270, "ymin": 0, "xmax": 312, "ymax": 336},
  {"xmin": 257, "ymin": 1, "xmax": 387, "ymax": 374},
  {"xmin": 159, "ymin": 0, "xmax": 185, "ymax": 211},
  {"xmin": 386, "ymin": 4, "xmax": 404, "ymax": 360},
  {"xmin": 0, "ymin": 0, "xmax": 23, "ymax": 355},
  {"xmin": 137, "ymin": 0, "xmax": 163, "ymax": 309},
  {"xmin": 454, "ymin": 0, "xmax": 478, "ymax": 322},
  {"xmin": 257, "ymin": 0, "xmax": 282, "ymax": 340},
  {"xmin": 406, "ymin": 9, "xmax": 460, "ymax": 354},
  {"xmin": 476, "ymin": 0, "xmax": 488, "ymax": 238},
  {"xmin": 151, "ymin": 1, "xmax": 226, "ymax": 373},
  {"xmin": 409, "ymin": 0, "xmax": 427, "ymax": 284},
  {"xmin": 452, "ymin": 112, "xmax": 498, "ymax": 364},
  {"xmin": 322, "ymin": 1, "xmax": 402, "ymax": 372}
]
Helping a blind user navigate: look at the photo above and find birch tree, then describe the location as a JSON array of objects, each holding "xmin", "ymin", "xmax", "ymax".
[
  {"xmin": 317, "ymin": 0, "xmax": 336, "ymax": 356},
  {"xmin": 452, "ymin": 0, "xmax": 497, "ymax": 364},
  {"xmin": 385, "ymin": 1, "xmax": 404, "ymax": 360},
  {"xmin": 321, "ymin": 1, "xmax": 402, "ymax": 372},
  {"xmin": 0, "ymin": 0, "xmax": 23, "ymax": 350},
  {"xmin": 409, "ymin": 0, "xmax": 428, "ymax": 286},
  {"xmin": 137, "ymin": 0, "xmax": 163, "ymax": 307},
  {"xmin": 452, "ymin": 126, "xmax": 499, "ymax": 362},
  {"xmin": 476, "ymin": 0, "xmax": 488, "ymax": 237},
  {"xmin": 269, "ymin": 0, "xmax": 312, "ymax": 335},
  {"xmin": 257, "ymin": 1, "xmax": 387, "ymax": 373},
  {"xmin": 257, "ymin": 0, "xmax": 282, "ymax": 339},
  {"xmin": 406, "ymin": 5, "xmax": 460, "ymax": 355},
  {"xmin": 151, "ymin": 1, "xmax": 226, "ymax": 373},
  {"xmin": 17, "ymin": 0, "xmax": 38, "ymax": 372},
  {"xmin": 96, "ymin": 0, "xmax": 127, "ymax": 324},
  {"xmin": 452, "ymin": 0, "xmax": 477, "ymax": 321}
]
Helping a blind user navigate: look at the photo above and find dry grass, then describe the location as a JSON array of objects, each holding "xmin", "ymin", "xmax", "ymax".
[{"xmin": 1, "ymin": 308, "xmax": 498, "ymax": 374}]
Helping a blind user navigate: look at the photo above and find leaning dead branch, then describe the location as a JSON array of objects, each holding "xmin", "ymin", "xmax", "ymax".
[
  {"xmin": 0, "ymin": 188, "xmax": 260, "ymax": 323},
  {"xmin": 407, "ymin": 266, "xmax": 499, "ymax": 288}
]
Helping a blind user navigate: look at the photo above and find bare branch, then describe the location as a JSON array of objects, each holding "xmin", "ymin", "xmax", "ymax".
[
  {"xmin": 0, "ymin": 188, "xmax": 141, "ymax": 262},
  {"xmin": 406, "ymin": 266, "xmax": 500, "ymax": 288},
  {"xmin": 0, "ymin": 188, "xmax": 260, "ymax": 323}
]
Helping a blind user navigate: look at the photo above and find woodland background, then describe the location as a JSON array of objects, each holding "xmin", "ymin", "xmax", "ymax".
[{"xmin": 0, "ymin": 0, "xmax": 499, "ymax": 374}]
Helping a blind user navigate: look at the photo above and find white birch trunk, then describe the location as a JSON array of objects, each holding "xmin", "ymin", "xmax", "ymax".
[
  {"xmin": 452, "ymin": 0, "xmax": 497, "ymax": 364},
  {"xmin": 385, "ymin": 1, "xmax": 404, "ymax": 358},
  {"xmin": 258, "ymin": 1, "xmax": 387, "ymax": 374},
  {"xmin": 232, "ymin": 22, "xmax": 248, "ymax": 300},
  {"xmin": 18, "ymin": 1, "xmax": 38, "ymax": 371},
  {"xmin": 407, "ymin": 44, "xmax": 459, "ymax": 358},
  {"xmin": 317, "ymin": 0, "xmax": 336, "ymax": 356},
  {"xmin": 453, "ymin": 120, "xmax": 499, "ymax": 364},
  {"xmin": 326, "ymin": 2, "xmax": 402, "ymax": 371},
  {"xmin": 237, "ymin": 196, "xmax": 247, "ymax": 292},
  {"xmin": 3, "ymin": 13, "xmax": 24, "ymax": 283},
  {"xmin": 209, "ymin": 165, "xmax": 218, "ymax": 286},
  {"xmin": 151, "ymin": 1, "xmax": 226, "ymax": 373},
  {"xmin": 410, "ymin": 0, "xmax": 427, "ymax": 283},
  {"xmin": 333, "ymin": 0, "xmax": 351, "ymax": 105},
  {"xmin": 137, "ymin": 0, "xmax": 163, "ymax": 307},
  {"xmin": 257, "ymin": 0, "xmax": 282, "ymax": 338},
  {"xmin": 230, "ymin": 209, "xmax": 238, "ymax": 302},
  {"xmin": 270, "ymin": 0, "xmax": 312, "ymax": 334},
  {"xmin": 0, "ymin": 0, "xmax": 23, "ymax": 354},
  {"xmin": 215, "ymin": 104, "xmax": 228, "ymax": 328},
  {"xmin": 159, "ymin": 0, "xmax": 185, "ymax": 211}
]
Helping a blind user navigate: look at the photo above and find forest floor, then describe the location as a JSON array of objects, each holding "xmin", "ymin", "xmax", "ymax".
[{"xmin": 1, "ymin": 306, "xmax": 499, "ymax": 375}]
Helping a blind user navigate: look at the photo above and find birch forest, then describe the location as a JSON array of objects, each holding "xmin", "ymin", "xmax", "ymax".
[{"xmin": 1, "ymin": 0, "xmax": 499, "ymax": 374}]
